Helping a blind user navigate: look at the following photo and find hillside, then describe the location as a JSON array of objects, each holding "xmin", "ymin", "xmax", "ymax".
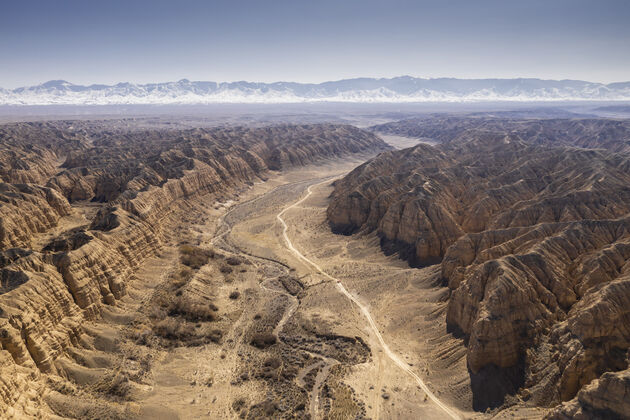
[
  {"xmin": 327, "ymin": 118, "xmax": 630, "ymax": 416},
  {"xmin": 0, "ymin": 120, "xmax": 389, "ymax": 418}
]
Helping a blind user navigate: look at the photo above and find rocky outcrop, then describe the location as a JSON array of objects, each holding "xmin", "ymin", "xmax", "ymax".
[
  {"xmin": 328, "ymin": 119, "xmax": 630, "ymax": 411},
  {"xmin": 0, "ymin": 183, "xmax": 71, "ymax": 249},
  {"xmin": 41, "ymin": 123, "xmax": 387, "ymax": 204},
  {"xmin": 547, "ymin": 367, "xmax": 630, "ymax": 419},
  {"xmin": 0, "ymin": 253, "xmax": 83, "ymax": 373},
  {"xmin": 445, "ymin": 218, "xmax": 630, "ymax": 395},
  {"xmin": 330, "ymin": 135, "xmax": 630, "ymax": 265}
]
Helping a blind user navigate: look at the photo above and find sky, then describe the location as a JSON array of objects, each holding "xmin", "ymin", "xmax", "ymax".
[{"xmin": 1, "ymin": 0, "xmax": 629, "ymax": 88}]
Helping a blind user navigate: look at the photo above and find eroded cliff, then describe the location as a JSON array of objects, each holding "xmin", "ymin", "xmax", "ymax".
[
  {"xmin": 328, "ymin": 117, "xmax": 630, "ymax": 413},
  {"xmin": 0, "ymin": 120, "xmax": 389, "ymax": 417}
]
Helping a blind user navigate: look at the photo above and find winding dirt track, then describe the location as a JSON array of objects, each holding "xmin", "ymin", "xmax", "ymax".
[
  {"xmin": 277, "ymin": 181, "xmax": 461, "ymax": 420},
  {"xmin": 210, "ymin": 178, "xmax": 341, "ymax": 419}
]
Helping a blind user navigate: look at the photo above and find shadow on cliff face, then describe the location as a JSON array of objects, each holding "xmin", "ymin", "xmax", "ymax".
[
  {"xmin": 446, "ymin": 320, "xmax": 526, "ymax": 411},
  {"xmin": 379, "ymin": 235, "xmax": 442, "ymax": 268},
  {"xmin": 0, "ymin": 269, "xmax": 29, "ymax": 294},
  {"xmin": 89, "ymin": 207, "xmax": 120, "ymax": 231},
  {"xmin": 328, "ymin": 220, "xmax": 360, "ymax": 236},
  {"xmin": 42, "ymin": 228, "xmax": 93, "ymax": 252},
  {"xmin": 469, "ymin": 360, "xmax": 525, "ymax": 411}
]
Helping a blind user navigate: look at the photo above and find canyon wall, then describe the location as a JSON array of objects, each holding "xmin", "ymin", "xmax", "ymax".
[
  {"xmin": 0, "ymin": 121, "xmax": 389, "ymax": 416},
  {"xmin": 327, "ymin": 117, "xmax": 630, "ymax": 413}
]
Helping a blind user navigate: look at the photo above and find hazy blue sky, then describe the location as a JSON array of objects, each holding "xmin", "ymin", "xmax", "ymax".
[{"xmin": 1, "ymin": 0, "xmax": 629, "ymax": 87}]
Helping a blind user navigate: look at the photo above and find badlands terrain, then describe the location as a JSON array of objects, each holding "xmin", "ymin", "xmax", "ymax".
[{"xmin": 0, "ymin": 114, "xmax": 629, "ymax": 420}]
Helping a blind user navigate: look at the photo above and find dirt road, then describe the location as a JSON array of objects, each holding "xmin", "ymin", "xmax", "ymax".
[{"xmin": 277, "ymin": 181, "xmax": 461, "ymax": 420}]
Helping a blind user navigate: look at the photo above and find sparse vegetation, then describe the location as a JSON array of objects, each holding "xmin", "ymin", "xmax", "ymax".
[
  {"xmin": 140, "ymin": 258, "xmax": 223, "ymax": 348},
  {"xmin": 169, "ymin": 266, "xmax": 193, "ymax": 288},
  {"xmin": 152, "ymin": 317, "xmax": 222, "ymax": 345},
  {"xmin": 169, "ymin": 295, "xmax": 218, "ymax": 322},
  {"xmin": 92, "ymin": 372, "xmax": 132, "ymax": 400},
  {"xmin": 232, "ymin": 398, "xmax": 246, "ymax": 412},
  {"xmin": 226, "ymin": 256, "xmax": 242, "ymax": 266},
  {"xmin": 153, "ymin": 318, "xmax": 193, "ymax": 340},
  {"xmin": 229, "ymin": 290, "xmax": 240, "ymax": 300},
  {"xmin": 251, "ymin": 400, "xmax": 278, "ymax": 417},
  {"xmin": 179, "ymin": 245, "xmax": 214, "ymax": 269},
  {"xmin": 250, "ymin": 332, "xmax": 277, "ymax": 349},
  {"xmin": 278, "ymin": 274, "xmax": 304, "ymax": 296}
]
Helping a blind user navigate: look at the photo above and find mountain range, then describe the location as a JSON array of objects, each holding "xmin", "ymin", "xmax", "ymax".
[{"xmin": 1, "ymin": 76, "xmax": 630, "ymax": 105}]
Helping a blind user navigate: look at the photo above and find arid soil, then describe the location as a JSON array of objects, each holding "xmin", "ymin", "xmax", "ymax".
[
  {"xmin": 0, "ymin": 120, "xmax": 394, "ymax": 418},
  {"xmin": 2, "ymin": 115, "xmax": 629, "ymax": 419}
]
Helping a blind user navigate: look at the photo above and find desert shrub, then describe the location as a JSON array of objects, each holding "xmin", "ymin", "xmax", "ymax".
[
  {"xmin": 153, "ymin": 318, "xmax": 194, "ymax": 340},
  {"xmin": 92, "ymin": 372, "xmax": 132, "ymax": 400},
  {"xmin": 130, "ymin": 326, "xmax": 154, "ymax": 346},
  {"xmin": 220, "ymin": 265, "xmax": 233, "ymax": 274},
  {"xmin": 179, "ymin": 245, "xmax": 213, "ymax": 269},
  {"xmin": 250, "ymin": 332, "xmax": 277, "ymax": 349},
  {"xmin": 232, "ymin": 398, "xmax": 247, "ymax": 412},
  {"xmin": 153, "ymin": 318, "xmax": 221, "ymax": 346},
  {"xmin": 259, "ymin": 357, "xmax": 283, "ymax": 379},
  {"xmin": 226, "ymin": 256, "xmax": 242, "ymax": 266},
  {"xmin": 169, "ymin": 266, "xmax": 193, "ymax": 288},
  {"xmin": 207, "ymin": 328, "xmax": 223, "ymax": 343},
  {"xmin": 278, "ymin": 275, "xmax": 304, "ymax": 296},
  {"xmin": 264, "ymin": 357, "xmax": 281, "ymax": 369},
  {"xmin": 138, "ymin": 356, "xmax": 152, "ymax": 375},
  {"xmin": 169, "ymin": 296, "xmax": 218, "ymax": 322},
  {"xmin": 229, "ymin": 291, "xmax": 240, "ymax": 300},
  {"xmin": 109, "ymin": 374, "xmax": 131, "ymax": 398},
  {"xmin": 259, "ymin": 400, "xmax": 278, "ymax": 416},
  {"xmin": 148, "ymin": 306, "xmax": 167, "ymax": 321}
]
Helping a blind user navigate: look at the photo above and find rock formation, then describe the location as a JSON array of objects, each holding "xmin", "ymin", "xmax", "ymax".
[
  {"xmin": 547, "ymin": 366, "xmax": 630, "ymax": 419},
  {"xmin": 0, "ymin": 120, "xmax": 389, "ymax": 417},
  {"xmin": 372, "ymin": 116, "xmax": 630, "ymax": 154},
  {"xmin": 328, "ymin": 117, "xmax": 630, "ymax": 413}
]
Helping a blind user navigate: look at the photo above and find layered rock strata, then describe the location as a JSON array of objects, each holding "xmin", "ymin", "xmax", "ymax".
[
  {"xmin": 372, "ymin": 117, "xmax": 630, "ymax": 154},
  {"xmin": 0, "ymin": 120, "xmax": 389, "ymax": 416},
  {"xmin": 327, "ymin": 120, "xmax": 630, "ymax": 412}
]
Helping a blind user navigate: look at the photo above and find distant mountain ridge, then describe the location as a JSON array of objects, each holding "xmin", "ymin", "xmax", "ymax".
[{"xmin": 2, "ymin": 76, "xmax": 630, "ymax": 105}]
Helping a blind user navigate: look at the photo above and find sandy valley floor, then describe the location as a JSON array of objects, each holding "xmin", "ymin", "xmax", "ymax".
[{"xmin": 50, "ymin": 137, "xmax": 548, "ymax": 419}]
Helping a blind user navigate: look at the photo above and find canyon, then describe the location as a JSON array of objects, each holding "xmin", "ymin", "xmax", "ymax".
[
  {"xmin": 1, "ymin": 113, "xmax": 629, "ymax": 419},
  {"xmin": 0, "ymin": 120, "xmax": 393, "ymax": 418}
]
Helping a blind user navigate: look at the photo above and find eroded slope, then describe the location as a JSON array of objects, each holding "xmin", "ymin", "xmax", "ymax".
[
  {"xmin": 0, "ymin": 120, "xmax": 389, "ymax": 418},
  {"xmin": 328, "ymin": 118, "xmax": 630, "ymax": 416}
]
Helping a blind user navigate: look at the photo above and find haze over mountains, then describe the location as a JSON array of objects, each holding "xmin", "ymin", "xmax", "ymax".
[{"xmin": 2, "ymin": 76, "xmax": 630, "ymax": 105}]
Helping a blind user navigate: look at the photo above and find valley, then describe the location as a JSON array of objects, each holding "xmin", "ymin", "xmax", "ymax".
[{"xmin": 0, "ymin": 114, "xmax": 629, "ymax": 419}]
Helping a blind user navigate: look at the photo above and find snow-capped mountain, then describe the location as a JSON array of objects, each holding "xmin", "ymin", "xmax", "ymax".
[{"xmin": 1, "ymin": 76, "xmax": 630, "ymax": 105}]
